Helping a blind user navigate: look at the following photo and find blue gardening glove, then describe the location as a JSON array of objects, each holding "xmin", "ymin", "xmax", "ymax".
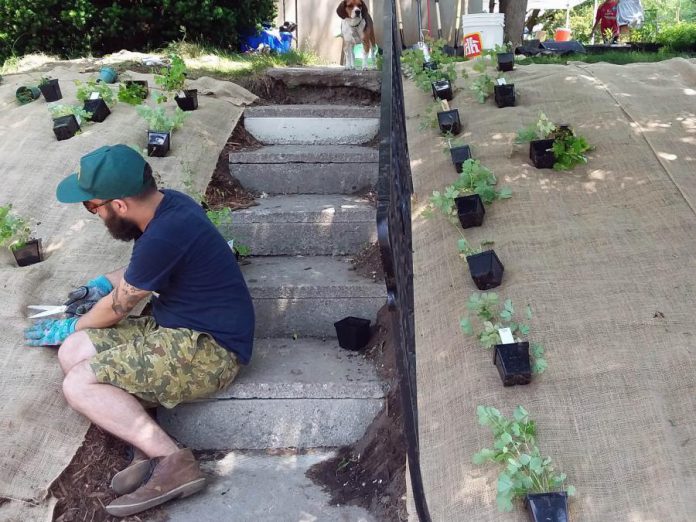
[
  {"xmin": 24, "ymin": 318, "xmax": 78, "ymax": 347},
  {"xmin": 64, "ymin": 275, "xmax": 113, "ymax": 317}
]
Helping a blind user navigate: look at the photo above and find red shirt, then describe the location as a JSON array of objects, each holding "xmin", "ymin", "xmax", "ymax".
[{"xmin": 596, "ymin": 1, "xmax": 619, "ymax": 36}]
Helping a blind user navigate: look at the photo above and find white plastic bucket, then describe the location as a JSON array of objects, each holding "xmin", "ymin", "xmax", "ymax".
[{"xmin": 461, "ymin": 13, "xmax": 505, "ymax": 50}]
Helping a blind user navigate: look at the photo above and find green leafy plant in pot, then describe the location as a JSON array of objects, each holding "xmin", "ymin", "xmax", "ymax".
[
  {"xmin": 516, "ymin": 112, "xmax": 592, "ymax": 170},
  {"xmin": 16, "ymin": 86, "xmax": 41, "ymax": 105},
  {"xmin": 205, "ymin": 205, "xmax": 251, "ymax": 259},
  {"xmin": 155, "ymin": 54, "xmax": 198, "ymax": 111},
  {"xmin": 460, "ymin": 292, "xmax": 547, "ymax": 385},
  {"xmin": 119, "ymin": 80, "xmax": 149, "ymax": 105},
  {"xmin": 38, "ymin": 76, "xmax": 62, "ymax": 102},
  {"xmin": 458, "ymin": 238, "xmax": 504, "ymax": 290},
  {"xmin": 0, "ymin": 204, "xmax": 42, "ymax": 267},
  {"xmin": 48, "ymin": 105, "xmax": 92, "ymax": 141},
  {"xmin": 473, "ymin": 405, "xmax": 575, "ymax": 519},
  {"xmin": 136, "ymin": 105, "xmax": 187, "ymax": 157},
  {"xmin": 75, "ymin": 79, "xmax": 116, "ymax": 122}
]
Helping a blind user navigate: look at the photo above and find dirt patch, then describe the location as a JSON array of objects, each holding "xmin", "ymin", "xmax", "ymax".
[
  {"xmin": 351, "ymin": 242, "xmax": 386, "ymax": 282},
  {"xmin": 306, "ymin": 305, "xmax": 407, "ymax": 521},
  {"xmin": 237, "ymin": 75, "xmax": 379, "ymax": 105}
]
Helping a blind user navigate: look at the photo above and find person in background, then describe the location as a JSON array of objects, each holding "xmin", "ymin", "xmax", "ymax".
[
  {"xmin": 617, "ymin": 0, "xmax": 645, "ymax": 40},
  {"xmin": 591, "ymin": 0, "xmax": 619, "ymax": 43}
]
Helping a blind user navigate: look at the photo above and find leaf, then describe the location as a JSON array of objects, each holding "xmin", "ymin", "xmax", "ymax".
[
  {"xmin": 532, "ymin": 357, "xmax": 548, "ymax": 374},
  {"xmin": 566, "ymin": 485, "xmax": 576, "ymax": 496},
  {"xmin": 525, "ymin": 305, "xmax": 533, "ymax": 320},
  {"xmin": 497, "ymin": 473, "xmax": 513, "ymax": 494},
  {"xmin": 518, "ymin": 453, "xmax": 531, "ymax": 466},
  {"xmin": 514, "ymin": 406, "xmax": 529, "ymax": 422},
  {"xmin": 460, "ymin": 317, "xmax": 474, "ymax": 335},
  {"xmin": 473, "ymin": 448, "xmax": 496, "ymax": 464}
]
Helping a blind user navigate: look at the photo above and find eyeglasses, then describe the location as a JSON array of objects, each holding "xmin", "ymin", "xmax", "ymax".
[{"xmin": 83, "ymin": 199, "xmax": 113, "ymax": 214}]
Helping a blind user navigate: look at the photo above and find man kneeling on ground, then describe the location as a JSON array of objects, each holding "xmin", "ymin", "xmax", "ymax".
[{"xmin": 24, "ymin": 144, "xmax": 255, "ymax": 517}]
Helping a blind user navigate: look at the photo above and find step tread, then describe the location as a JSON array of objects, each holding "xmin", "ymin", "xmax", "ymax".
[
  {"xmin": 243, "ymin": 255, "xmax": 384, "ymax": 299},
  {"xmin": 244, "ymin": 104, "xmax": 379, "ymax": 118},
  {"xmin": 211, "ymin": 337, "xmax": 384, "ymax": 400},
  {"xmin": 229, "ymin": 144, "xmax": 378, "ymax": 164},
  {"xmin": 232, "ymin": 194, "xmax": 375, "ymax": 223}
]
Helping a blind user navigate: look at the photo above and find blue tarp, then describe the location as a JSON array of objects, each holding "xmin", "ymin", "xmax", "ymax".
[{"xmin": 242, "ymin": 28, "xmax": 293, "ymax": 53}]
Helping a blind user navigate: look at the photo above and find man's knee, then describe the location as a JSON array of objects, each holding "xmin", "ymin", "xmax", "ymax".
[
  {"xmin": 58, "ymin": 331, "xmax": 96, "ymax": 373},
  {"xmin": 62, "ymin": 360, "xmax": 98, "ymax": 408}
]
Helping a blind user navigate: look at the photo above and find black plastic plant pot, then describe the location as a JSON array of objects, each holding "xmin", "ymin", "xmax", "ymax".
[
  {"xmin": 455, "ymin": 194, "xmax": 484, "ymax": 229},
  {"xmin": 423, "ymin": 61, "xmax": 438, "ymax": 71},
  {"xmin": 39, "ymin": 79, "xmax": 62, "ymax": 102},
  {"xmin": 12, "ymin": 239, "xmax": 43, "ymax": 267},
  {"xmin": 431, "ymin": 79, "xmax": 453, "ymax": 101},
  {"xmin": 494, "ymin": 84, "xmax": 516, "ymax": 108},
  {"xmin": 494, "ymin": 342, "xmax": 531, "ymax": 386},
  {"xmin": 450, "ymin": 145, "xmax": 472, "ymax": 173},
  {"xmin": 437, "ymin": 109, "xmax": 461, "ymax": 135},
  {"xmin": 125, "ymin": 80, "xmax": 149, "ymax": 99},
  {"xmin": 147, "ymin": 131, "xmax": 171, "ymax": 157},
  {"xmin": 52, "ymin": 115, "xmax": 80, "ymax": 141},
  {"xmin": 496, "ymin": 52, "xmax": 514, "ymax": 72},
  {"xmin": 530, "ymin": 139, "xmax": 555, "ymax": 169},
  {"xmin": 175, "ymin": 89, "xmax": 199, "ymax": 111},
  {"xmin": 525, "ymin": 492, "xmax": 569, "ymax": 522},
  {"xmin": 84, "ymin": 98, "xmax": 111, "ymax": 123},
  {"xmin": 443, "ymin": 45, "xmax": 465, "ymax": 57},
  {"xmin": 334, "ymin": 316, "xmax": 371, "ymax": 351},
  {"xmin": 16, "ymin": 86, "xmax": 41, "ymax": 105},
  {"xmin": 466, "ymin": 249, "xmax": 504, "ymax": 290}
]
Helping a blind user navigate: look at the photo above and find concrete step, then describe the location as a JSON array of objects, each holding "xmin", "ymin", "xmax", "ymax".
[
  {"xmin": 226, "ymin": 194, "xmax": 376, "ymax": 256},
  {"xmin": 243, "ymin": 255, "xmax": 385, "ymax": 338},
  {"xmin": 243, "ymin": 104, "xmax": 379, "ymax": 145},
  {"xmin": 159, "ymin": 338, "xmax": 385, "ymax": 449},
  {"xmin": 229, "ymin": 144, "xmax": 378, "ymax": 195},
  {"xmin": 145, "ymin": 451, "xmax": 377, "ymax": 522}
]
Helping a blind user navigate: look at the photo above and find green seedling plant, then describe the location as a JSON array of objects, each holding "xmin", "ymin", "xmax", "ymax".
[
  {"xmin": 39, "ymin": 76, "xmax": 53, "ymax": 86},
  {"xmin": 425, "ymin": 159, "xmax": 512, "ymax": 224},
  {"xmin": 75, "ymin": 79, "xmax": 116, "ymax": 106},
  {"xmin": 48, "ymin": 104, "xmax": 92, "ymax": 124},
  {"xmin": 118, "ymin": 83, "xmax": 148, "ymax": 105},
  {"xmin": 441, "ymin": 131, "xmax": 467, "ymax": 153},
  {"xmin": 418, "ymin": 99, "xmax": 442, "ymax": 131},
  {"xmin": 154, "ymin": 54, "xmax": 187, "ymax": 102},
  {"xmin": 205, "ymin": 206, "xmax": 251, "ymax": 257},
  {"xmin": 136, "ymin": 105, "xmax": 186, "ymax": 133},
  {"xmin": 460, "ymin": 292, "xmax": 547, "ymax": 373},
  {"xmin": 401, "ymin": 38, "xmax": 460, "ymax": 93},
  {"xmin": 516, "ymin": 113, "xmax": 592, "ymax": 171},
  {"xmin": 473, "ymin": 405, "xmax": 575, "ymax": 512},
  {"xmin": 0, "ymin": 204, "xmax": 31, "ymax": 251},
  {"xmin": 457, "ymin": 238, "xmax": 494, "ymax": 258},
  {"xmin": 515, "ymin": 112, "xmax": 556, "ymax": 143},
  {"xmin": 471, "ymin": 72, "xmax": 496, "ymax": 103}
]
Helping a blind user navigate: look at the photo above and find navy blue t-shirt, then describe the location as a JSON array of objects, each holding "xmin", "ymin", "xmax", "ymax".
[{"xmin": 124, "ymin": 190, "xmax": 255, "ymax": 364}]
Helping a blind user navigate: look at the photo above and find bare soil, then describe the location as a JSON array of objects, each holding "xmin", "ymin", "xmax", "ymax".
[
  {"xmin": 351, "ymin": 242, "xmax": 386, "ymax": 282},
  {"xmin": 306, "ymin": 305, "xmax": 407, "ymax": 521}
]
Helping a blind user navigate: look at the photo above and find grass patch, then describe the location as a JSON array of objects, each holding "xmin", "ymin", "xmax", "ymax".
[{"xmin": 517, "ymin": 50, "xmax": 695, "ymax": 66}]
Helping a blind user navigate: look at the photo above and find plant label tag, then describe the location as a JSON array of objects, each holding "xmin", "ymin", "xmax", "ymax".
[
  {"xmin": 497, "ymin": 78, "xmax": 507, "ymax": 86},
  {"xmin": 498, "ymin": 327, "xmax": 514, "ymax": 344},
  {"xmin": 227, "ymin": 239, "xmax": 235, "ymax": 251},
  {"xmin": 178, "ymin": 90, "xmax": 186, "ymax": 98},
  {"xmin": 90, "ymin": 92, "xmax": 100, "ymax": 100}
]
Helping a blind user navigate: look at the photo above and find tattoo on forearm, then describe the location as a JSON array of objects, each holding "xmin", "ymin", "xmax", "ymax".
[{"xmin": 111, "ymin": 281, "xmax": 145, "ymax": 316}]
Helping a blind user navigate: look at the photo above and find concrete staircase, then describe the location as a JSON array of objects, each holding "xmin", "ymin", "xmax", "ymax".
[{"xmin": 154, "ymin": 86, "xmax": 384, "ymax": 520}]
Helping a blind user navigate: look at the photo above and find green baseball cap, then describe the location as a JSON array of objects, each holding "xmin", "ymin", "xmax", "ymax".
[{"xmin": 56, "ymin": 144, "xmax": 148, "ymax": 203}]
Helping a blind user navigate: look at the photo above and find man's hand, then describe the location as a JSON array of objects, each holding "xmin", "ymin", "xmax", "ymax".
[
  {"xmin": 64, "ymin": 275, "xmax": 114, "ymax": 317},
  {"xmin": 24, "ymin": 318, "xmax": 78, "ymax": 347}
]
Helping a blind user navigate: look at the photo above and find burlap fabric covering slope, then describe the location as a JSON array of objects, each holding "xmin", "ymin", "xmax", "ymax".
[
  {"xmin": 407, "ymin": 58, "xmax": 696, "ymax": 521},
  {"xmin": 0, "ymin": 65, "xmax": 255, "ymax": 520}
]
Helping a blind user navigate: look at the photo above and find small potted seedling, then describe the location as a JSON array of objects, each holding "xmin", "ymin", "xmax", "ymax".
[
  {"xmin": 437, "ymin": 100, "xmax": 461, "ymax": 135},
  {"xmin": 119, "ymin": 80, "xmax": 149, "ymax": 105},
  {"xmin": 460, "ymin": 293, "xmax": 547, "ymax": 385},
  {"xmin": 431, "ymin": 79, "xmax": 453, "ymax": 101},
  {"xmin": 38, "ymin": 76, "xmax": 62, "ymax": 102},
  {"xmin": 155, "ymin": 54, "xmax": 198, "ymax": 111},
  {"xmin": 458, "ymin": 238, "xmax": 503, "ymax": 290},
  {"xmin": 205, "ymin": 205, "xmax": 252, "ymax": 260},
  {"xmin": 334, "ymin": 316, "xmax": 371, "ymax": 351},
  {"xmin": 496, "ymin": 52, "xmax": 514, "ymax": 72},
  {"xmin": 0, "ymin": 205, "xmax": 42, "ymax": 267},
  {"xmin": 471, "ymin": 73, "xmax": 495, "ymax": 103},
  {"xmin": 425, "ymin": 158, "xmax": 511, "ymax": 228},
  {"xmin": 136, "ymin": 105, "xmax": 186, "ymax": 157},
  {"xmin": 493, "ymin": 78, "xmax": 515, "ymax": 108},
  {"xmin": 75, "ymin": 79, "xmax": 116, "ymax": 123},
  {"xmin": 473, "ymin": 405, "xmax": 575, "ymax": 519},
  {"xmin": 98, "ymin": 67, "xmax": 118, "ymax": 84},
  {"xmin": 16, "ymin": 86, "xmax": 41, "ymax": 105},
  {"xmin": 517, "ymin": 113, "xmax": 592, "ymax": 170},
  {"xmin": 49, "ymin": 105, "xmax": 91, "ymax": 141},
  {"xmin": 443, "ymin": 133, "xmax": 472, "ymax": 174}
]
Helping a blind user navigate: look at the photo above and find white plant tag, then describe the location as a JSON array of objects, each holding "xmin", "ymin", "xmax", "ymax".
[
  {"xmin": 227, "ymin": 239, "xmax": 235, "ymax": 250},
  {"xmin": 498, "ymin": 327, "xmax": 514, "ymax": 344},
  {"xmin": 178, "ymin": 90, "xmax": 186, "ymax": 98},
  {"xmin": 497, "ymin": 78, "xmax": 507, "ymax": 86},
  {"xmin": 90, "ymin": 91, "xmax": 100, "ymax": 100}
]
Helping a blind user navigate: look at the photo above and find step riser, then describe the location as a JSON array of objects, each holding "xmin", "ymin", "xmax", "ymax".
[
  {"xmin": 252, "ymin": 296, "xmax": 384, "ymax": 337},
  {"xmin": 227, "ymin": 223, "xmax": 376, "ymax": 256},
  {"xmin": 244, "ymin": 117, "xmax": 379, "ymax": 145},
  {"xmin": 230, "ymin": 163, "xmax": 378, "ymax": 195},
  {"xmin": 159, "ymin": 398, "xmax": 384, "ymax": 449}
]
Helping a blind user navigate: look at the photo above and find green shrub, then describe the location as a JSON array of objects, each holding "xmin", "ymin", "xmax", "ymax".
[
  {"xmin": 0, "ymin": 1, "xmax": 277, "ymax": 65},
  {"xmin": 657, "ymin": 23, "xmax": 696, "ymax": 52}
]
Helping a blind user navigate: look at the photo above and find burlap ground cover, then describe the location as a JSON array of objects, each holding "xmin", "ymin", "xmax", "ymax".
[
  {"xmin": 407, "ymin": 58, "xmax": 696, "ymax": 521},
  {"xmin": 0, "ymin": 64, "xmax": 255, "ymax": 519}
]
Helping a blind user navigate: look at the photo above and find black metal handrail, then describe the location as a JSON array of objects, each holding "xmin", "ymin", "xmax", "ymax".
[{"xmin": 377, "ymin": 1, "xmax": 431, "ymax": 520}]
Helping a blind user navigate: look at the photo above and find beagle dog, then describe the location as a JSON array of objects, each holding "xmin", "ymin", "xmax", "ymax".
[{"xmin": 336, "ymin": 0, "xmax": 376, "ymax": 70}]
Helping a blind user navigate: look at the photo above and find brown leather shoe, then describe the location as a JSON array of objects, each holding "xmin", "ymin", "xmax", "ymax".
[
  {"xmin": 110, "ymin": 447, "xmax": 153, "ymax": 495},
  {"xmin": 105, "ymin": 448, "xmax": 206, "ymax": 517}
]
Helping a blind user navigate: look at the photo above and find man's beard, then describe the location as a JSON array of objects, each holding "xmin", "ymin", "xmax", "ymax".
[{"xmin": 103, "ymin": 207, "xmax": 143, "ymax": 242}]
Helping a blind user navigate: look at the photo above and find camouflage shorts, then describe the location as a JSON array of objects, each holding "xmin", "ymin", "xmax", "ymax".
[{"xmin": 87, "ymin": 317, "xmax": 239, "ymax": 409}]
